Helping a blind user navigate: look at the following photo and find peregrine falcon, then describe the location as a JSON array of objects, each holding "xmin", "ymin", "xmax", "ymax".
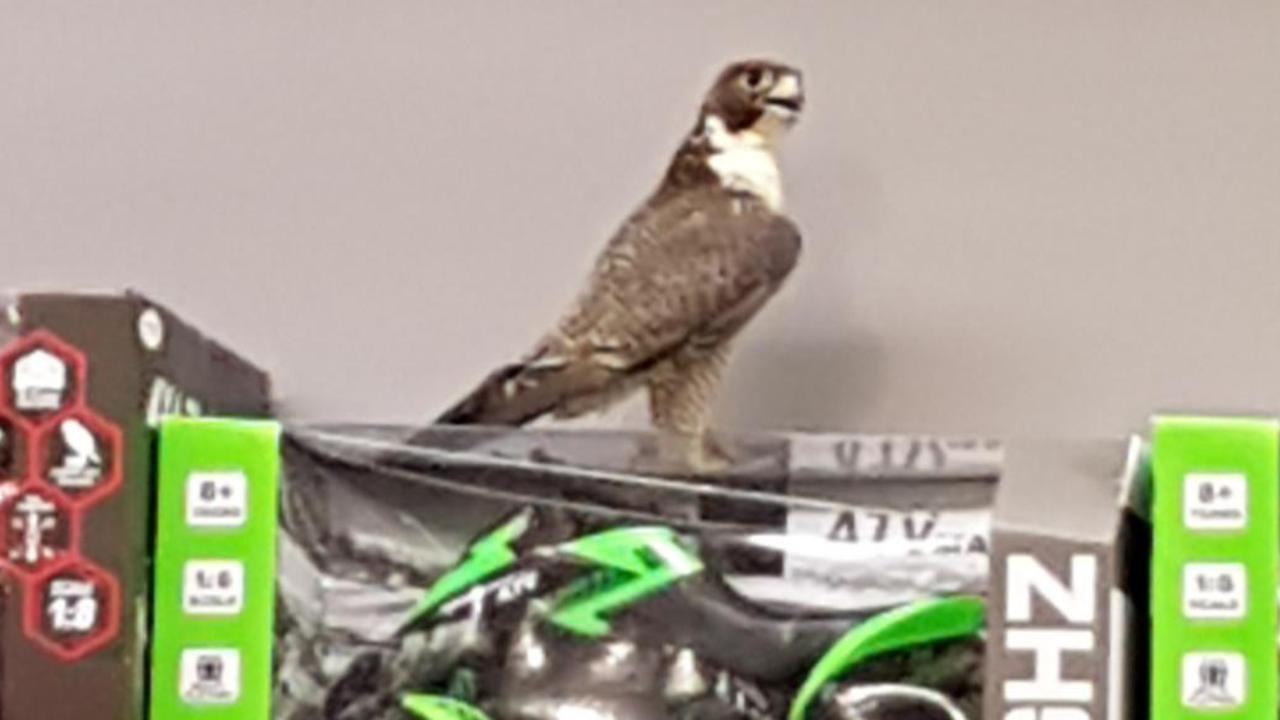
[{"xmin": 432, "ymin": 59, "xmax": 805, "ymax": 471}]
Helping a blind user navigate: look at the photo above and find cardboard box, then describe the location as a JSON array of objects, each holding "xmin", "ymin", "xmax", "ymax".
[
  {"xmin": 1149, "ymin": 417, "xmax": 1277, "ymax": 719},
  {"xmin": 159, "ymin": 426, "xmax": 1003, "ymax": 719},
  {"xmin": 0, "ymin": 292, "xmax": 270, "ymax": 720},
  {"xmin": 151, "ymin": 424, "xmax": 1153, "ymax": 719},
  {"xmin": 149, "ymin": 418, "xmax": 280, "ymax": 720},
  {"xmin": 984, "ymin": 437, "xmax": 1150, "ymax": 720}
]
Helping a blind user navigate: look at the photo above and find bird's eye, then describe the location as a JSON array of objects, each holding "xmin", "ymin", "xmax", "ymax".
[{"xmin": 740, "ymin": 68, "xmax": 770, "ymax": 92}]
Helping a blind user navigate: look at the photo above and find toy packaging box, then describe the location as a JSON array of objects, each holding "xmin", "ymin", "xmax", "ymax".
[
  {"xmin": 150, "ymin": 422, "xmax": 1151, "ymax": 720},
  {"xmin": 983, "ymin": 437, "xmax": 1149, "ymax": 720},
  {"xmin": 0, "ymin": 292, "xmax": 271, "ymax": 720},
  {"xmin": 1149, "ymin": 417, "xmax": 1278, "ymax": 719}
]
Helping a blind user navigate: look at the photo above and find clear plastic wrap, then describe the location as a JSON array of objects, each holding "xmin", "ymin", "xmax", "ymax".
[{"xmin": 273, "ymin": 425, "xmax": 1001, "ymax": 720}]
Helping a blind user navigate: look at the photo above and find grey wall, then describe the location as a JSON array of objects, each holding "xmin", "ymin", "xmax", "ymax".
[{"xmin": 3, "ymin": 1, "xmax": 1279, "ymax": 438}]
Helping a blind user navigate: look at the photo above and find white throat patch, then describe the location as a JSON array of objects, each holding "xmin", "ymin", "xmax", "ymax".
[{"xmin": 703, "ymin": 115, "xmax": 783, "ymax": 212}]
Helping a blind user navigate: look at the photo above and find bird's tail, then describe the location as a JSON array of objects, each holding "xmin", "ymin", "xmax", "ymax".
[
  {"xmin": 434, "ymin": 361, "xmax": 551, "ymax": 427},
  {"xmin": 396, "ymin": 362, "xmax": 546, "ymax": 451},
  {"xmin": 435, "ymin": 347, "xmax": 621, "ymax": 427}
]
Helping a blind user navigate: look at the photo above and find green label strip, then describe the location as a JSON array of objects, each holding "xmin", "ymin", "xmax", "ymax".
[
  {"xmin": 149, "ymin": 417, "xmax": 281, "ymax": 720},
  {"xmin": 1151, "ymin": 416, "xmax": 1278, "ymax": 719}
]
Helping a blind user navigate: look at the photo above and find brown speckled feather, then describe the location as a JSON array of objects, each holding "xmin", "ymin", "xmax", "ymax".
[{"xmin": 436, "ymin": 186, "xmax": 799, "ymax": 427}]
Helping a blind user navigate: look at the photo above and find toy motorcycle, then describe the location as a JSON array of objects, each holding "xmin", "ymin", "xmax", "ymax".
[{"xmin": 323, "ymin": 506, "xmax": 985, "ymax": 720}]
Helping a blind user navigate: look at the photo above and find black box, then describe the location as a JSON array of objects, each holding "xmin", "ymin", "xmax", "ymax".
[{"xmin": 0, "ymin": 292, "xmax": 270, "ymax": 720}]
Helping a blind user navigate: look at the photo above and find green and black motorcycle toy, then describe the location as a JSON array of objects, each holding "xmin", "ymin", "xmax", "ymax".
[{"xmin": 323, "ymin": 506, "xmax": 985, "ymax": 720}]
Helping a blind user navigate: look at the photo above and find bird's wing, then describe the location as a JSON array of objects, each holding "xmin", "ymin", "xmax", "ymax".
[
  {"xmin": 432, "ymin": 195, "xmax": 801, "ymax": 428},
  {"xmin": 561, "ymin": 197, "xmax": 802, "ymax": 371}
]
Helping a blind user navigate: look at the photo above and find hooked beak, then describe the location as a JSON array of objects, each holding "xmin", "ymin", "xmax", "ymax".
[{"xmin": 764, "ymin": 72, "xmax": 805, "ymax": 114}]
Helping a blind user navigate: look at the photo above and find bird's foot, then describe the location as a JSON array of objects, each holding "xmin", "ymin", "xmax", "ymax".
[
  {"xmin": 625, "ymin": 431, "xmax": 736, "ymax": 476},
  {"xmin": 687, "ymin": 433, "xmax": 735, "ymax": 475},
  {"xmin": 650, "ymin": 431, "xmax": 735, "ymax": 476}
]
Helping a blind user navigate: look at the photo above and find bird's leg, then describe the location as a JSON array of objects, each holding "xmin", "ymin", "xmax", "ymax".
[{"xmin": 646, "ymin": 347, "xmax": 732, "ymax": 474}]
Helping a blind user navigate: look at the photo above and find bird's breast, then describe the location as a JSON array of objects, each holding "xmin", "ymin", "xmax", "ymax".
[{"xmin": 705, "ymin": 146, "xmax": 783, "ymax": 213}]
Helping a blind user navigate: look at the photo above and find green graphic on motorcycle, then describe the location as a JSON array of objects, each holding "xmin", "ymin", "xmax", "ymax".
[{"xmin": 385, "ymin": 508, "xmax": 984, "ymax": 720}]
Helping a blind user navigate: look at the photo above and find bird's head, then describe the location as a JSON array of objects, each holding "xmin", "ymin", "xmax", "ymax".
[{"xmin": 699, "ymin": 59, "xmax": 805, "ymax": 145}]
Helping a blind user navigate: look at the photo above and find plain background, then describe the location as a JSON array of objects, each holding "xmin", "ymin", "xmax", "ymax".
[{"xmin": 3, "ymin": 1, "xmax": 1279, "ymax": 438}]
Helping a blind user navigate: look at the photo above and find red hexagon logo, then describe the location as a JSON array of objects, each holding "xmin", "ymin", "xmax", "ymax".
[
  {"xmin": 0, "ymin": 408, "xmax": 33, "ymax": 500},
  {"xmin": 34, "ymin": 408, "xmax": 123, "ymax": 509},
  {"xmin": 0, "ymin": 483, "xmax": 78, "ymax": 577},
  {"xmin": 23, "ymin": 556, "xmax": 120, "ymax": 662},
  {"xmin": 0, "ymin": 331, "xmax": 87, "ymax": 423}
]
